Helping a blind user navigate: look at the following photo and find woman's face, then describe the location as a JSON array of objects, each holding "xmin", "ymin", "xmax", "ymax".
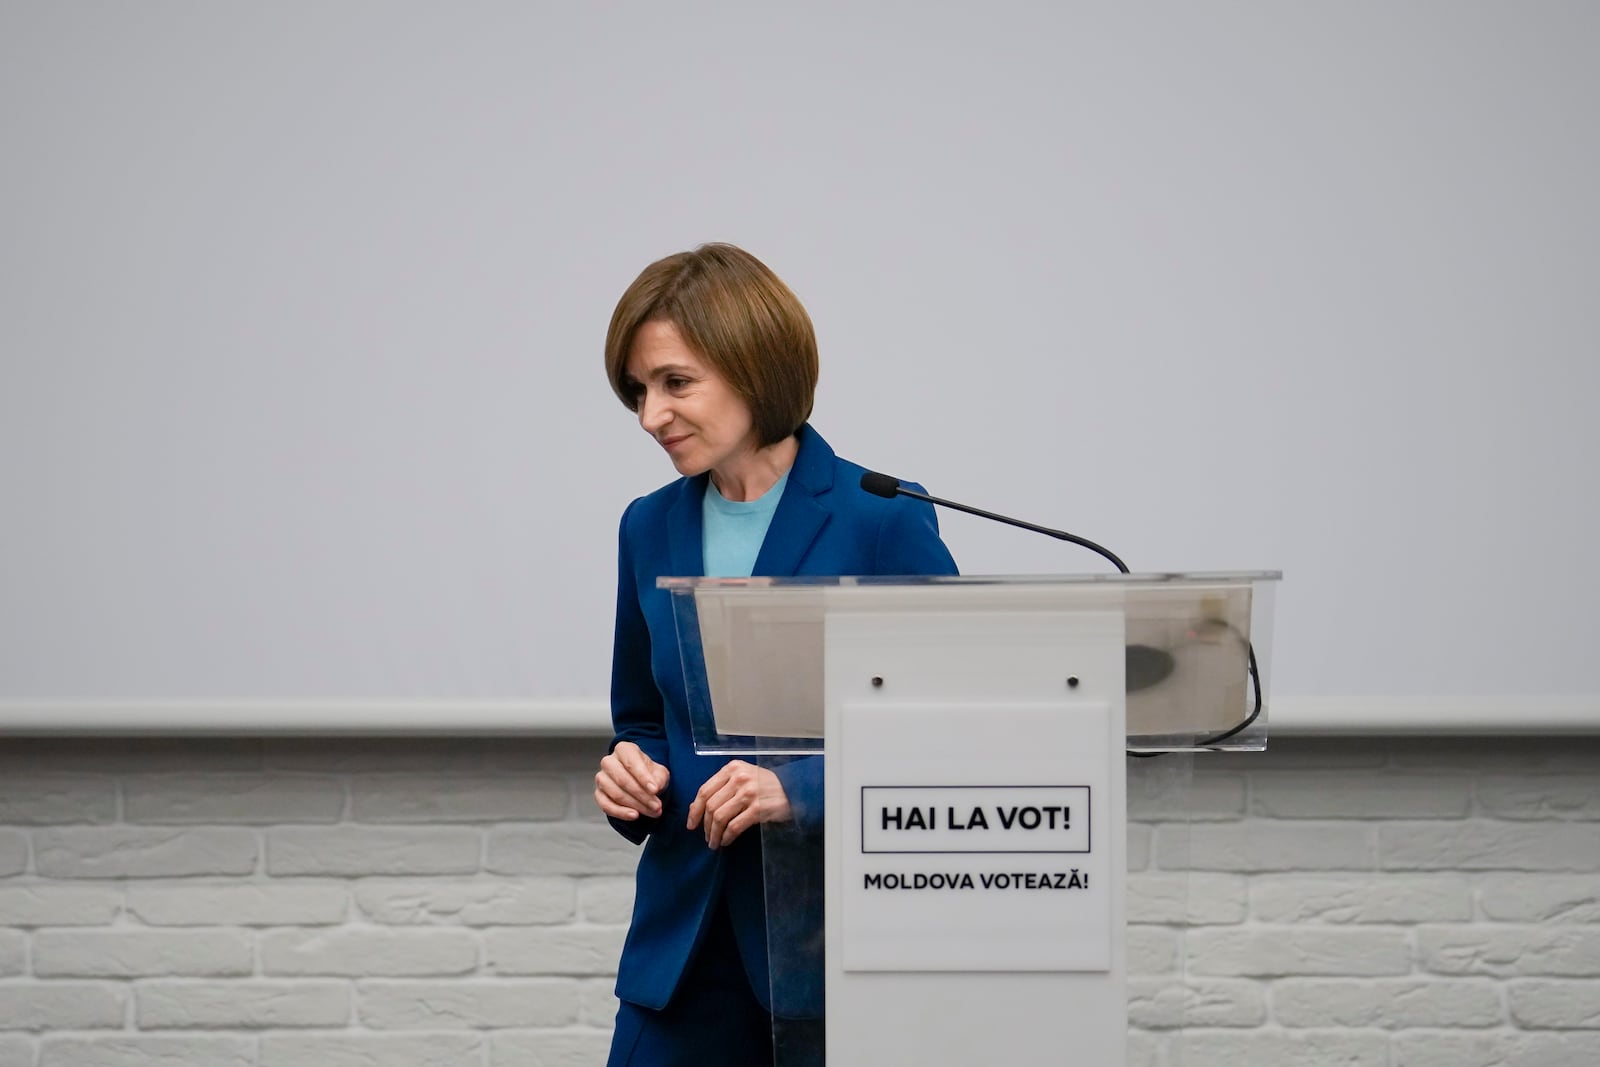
[{"xmin": 625, "ymin": 319, "xmax": 759, "ymax": 480}]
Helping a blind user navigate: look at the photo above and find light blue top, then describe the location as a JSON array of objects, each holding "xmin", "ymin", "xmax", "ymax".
[{"xmin": 702, "ymin": 469, "xmax": 790, "ymax": 577}]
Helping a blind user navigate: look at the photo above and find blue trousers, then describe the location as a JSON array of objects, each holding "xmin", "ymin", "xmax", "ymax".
[
  {"xmin": 607, "ymin": 894, "xmax": 826, "ymax": 1064},
  {"xmin": 607, "ymin": 898, "xmax": 773, "ymax": 1066}
]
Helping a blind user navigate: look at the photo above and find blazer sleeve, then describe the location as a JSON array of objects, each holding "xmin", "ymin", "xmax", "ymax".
[
  {"xmin": 875, "ymin": 481, "xmax": 960, "ymax": 577},
  {"xmin": 607, "ymin": 499, "xmax": 671, "ymax": 844}
]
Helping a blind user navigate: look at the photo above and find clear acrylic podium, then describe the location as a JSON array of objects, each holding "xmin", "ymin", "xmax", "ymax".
[{"xmin": 664, "ymin": 572, "xmax": 1280, "ymax": 1067}]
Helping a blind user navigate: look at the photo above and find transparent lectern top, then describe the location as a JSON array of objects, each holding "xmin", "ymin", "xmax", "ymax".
[
  {"xmin": 664, "ymin": 571, "xmax": 1280, "ymax": 756},
  {"xmin": 659, "ymin": 570, "xmax": 1282, "ymax": 592}
]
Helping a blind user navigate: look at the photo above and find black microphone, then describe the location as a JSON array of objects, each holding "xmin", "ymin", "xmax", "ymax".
[{"xmin": 860, "ymin": 470, "xmax": 1172, "ymax": 692}]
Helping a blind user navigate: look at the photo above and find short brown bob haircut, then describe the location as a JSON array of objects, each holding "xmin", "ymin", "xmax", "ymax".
[{"xmin": 605, "ymin": 243, "xmax": 819, "ymax": 448}]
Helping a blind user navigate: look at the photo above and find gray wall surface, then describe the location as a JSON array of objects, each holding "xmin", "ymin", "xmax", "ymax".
[
  {"xmin": 1, "ymin": 734, "xmax": 1597, "ymax": 1065},
  {"xmin": 4, "ymin": 2, "xmax": 1598, "ymax": 710}
]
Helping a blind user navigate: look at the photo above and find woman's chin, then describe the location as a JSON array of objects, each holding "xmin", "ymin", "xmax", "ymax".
[{"xmin": 669, "ymin": 456, "xmax": 708, "ymax": 478}]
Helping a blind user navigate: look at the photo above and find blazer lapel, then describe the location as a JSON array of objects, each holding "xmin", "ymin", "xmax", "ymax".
[
  {"xmin": 753, "ymin": 490, "xmax": 828, "ymax": 577},
  {"xmin": 666, "ymin": 475, "xmax": 707, "ymax": 579},
  {"xmin": 752, "ymin": 425, "xmax": 833, "ymax": 577}
]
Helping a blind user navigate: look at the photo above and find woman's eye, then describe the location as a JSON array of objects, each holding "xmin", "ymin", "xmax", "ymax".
[{"xmin": 666, "ymin": 376, "xmax": 691, "ymax": 390}]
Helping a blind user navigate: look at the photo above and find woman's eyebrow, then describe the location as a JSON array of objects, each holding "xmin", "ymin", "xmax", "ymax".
[{"xmin": 636, "ymin": 363, "xmax": 696, "ymax": 381}]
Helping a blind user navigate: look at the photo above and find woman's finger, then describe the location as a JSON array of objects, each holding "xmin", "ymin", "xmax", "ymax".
[
  {"xmin": 718, "ymin": 803, "xmax": 761, "ymax": 847},
  {"xmin": 615, "ymin": 742, "xmax": 669, "ymax": 794},
  {"xmin": 598, "ymin": 748, "xmax": 665, "ymax": 816},
  {"xmin": 701, "ymin": 778, "xmax": 744, "ymax": 847},
  {"xmin": 593, "ymin": 782, "xmax": 639, "ymax": 820},
  {"xmin": 594, "ymin": 764, "xmax": 653, "ymax": 815}
]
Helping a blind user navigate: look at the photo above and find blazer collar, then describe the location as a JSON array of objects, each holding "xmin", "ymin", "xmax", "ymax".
[
  {"xmin": 665, "ymin": 424, "xmax": 836, "ymax": 580},
  {"xmin": 666, "ymin": 476, "xmax": 707, "ymax": 580},
  {"xmin": 752, "ymin": 424, "xmax": 832, "ymax": 577}
]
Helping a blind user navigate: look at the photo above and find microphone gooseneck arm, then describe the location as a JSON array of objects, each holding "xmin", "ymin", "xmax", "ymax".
[
  {"xmin": 892, "ymin": 484, "xmax": 1130, "ymax": 575},
  {"xmin": 860, "ymin": 471, "xmax": 1129, "ymax": 574}
]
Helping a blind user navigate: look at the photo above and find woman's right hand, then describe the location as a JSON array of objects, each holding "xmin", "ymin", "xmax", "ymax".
[{"xmin": 595, "ymin": 741, "xmax": 670, "ymax": 821}]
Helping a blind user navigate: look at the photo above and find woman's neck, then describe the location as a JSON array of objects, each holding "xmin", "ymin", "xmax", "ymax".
[{"xmin": 709, "ymin": 435, "xmax": 799, "ymax": 502}]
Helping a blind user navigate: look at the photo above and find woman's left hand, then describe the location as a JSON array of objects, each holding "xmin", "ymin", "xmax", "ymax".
[{"xmin": 687, "ymin": 760, "xmax": 792, "ymax": 849}]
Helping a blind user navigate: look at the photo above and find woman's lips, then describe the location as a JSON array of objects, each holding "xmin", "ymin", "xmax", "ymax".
[{"xmin": 660, "ymin": 434, "xmax": 689, "ymax": 453}]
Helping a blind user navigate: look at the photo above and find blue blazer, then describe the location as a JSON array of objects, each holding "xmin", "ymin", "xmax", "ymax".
[{"xmin": 608, "ymin": 424, "xmax": 958, "ymax": 1017}]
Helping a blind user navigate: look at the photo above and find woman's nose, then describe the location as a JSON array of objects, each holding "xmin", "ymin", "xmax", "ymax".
[{"xmin": 639, "ymin": 391, "xmax": 669, "ymax": 432}]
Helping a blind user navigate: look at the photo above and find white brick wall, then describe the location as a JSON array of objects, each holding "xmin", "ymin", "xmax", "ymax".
[
  {"xmin": 1130, "ymin": 738, "xmax": 1600, "ymax": 1067},
  {"xmin": 0, "ymin": 734, "xmax": 1595, "ymax": 1066}
]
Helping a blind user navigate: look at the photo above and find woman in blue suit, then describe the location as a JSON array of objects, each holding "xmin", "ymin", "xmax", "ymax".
[{"xmin": 594, "ymin": 244, "xmax": 958, "ymax": 1065}]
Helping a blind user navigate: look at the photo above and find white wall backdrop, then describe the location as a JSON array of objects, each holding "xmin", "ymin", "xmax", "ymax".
[{"xmin": 3, "ymin": 1, "xmax": 1597, "ymax": 708}]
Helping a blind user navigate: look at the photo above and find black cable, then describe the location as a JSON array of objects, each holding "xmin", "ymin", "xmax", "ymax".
[
  {"xmin": 862, "ymin": 471, "xmax": 1264, "ymax": 755},
  {"xmin": 1130, "ymin": 623, "xmax": 1263, "ymax": 757},
  {"xmin": 905, "ymin": 485, "xmax": 1264, "ymax": 754}
]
